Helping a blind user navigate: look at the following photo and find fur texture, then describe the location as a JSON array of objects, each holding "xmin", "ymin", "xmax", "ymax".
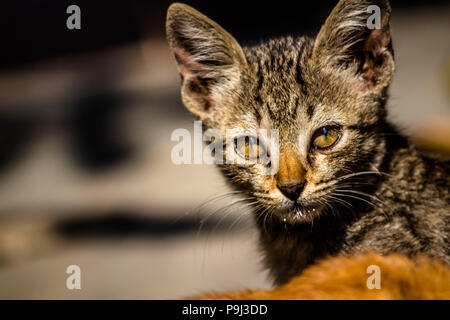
[
  {"xmin": 192, "ymin": 253, "xmax": 450, "ymax": 300},
  {"xmin": 166, "ymin": 0, "xmax": 449, "ymax": 287}
]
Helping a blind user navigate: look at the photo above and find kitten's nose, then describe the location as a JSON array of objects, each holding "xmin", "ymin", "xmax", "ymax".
[{"xmin": 277, "ymin": 182, "xmax": 305, "ymax": 201}]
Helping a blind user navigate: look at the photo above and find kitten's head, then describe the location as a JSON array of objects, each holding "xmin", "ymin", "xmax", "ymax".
[{"xmin": 166, "ymin": 0, "xmax": 394, "ymax": 224}]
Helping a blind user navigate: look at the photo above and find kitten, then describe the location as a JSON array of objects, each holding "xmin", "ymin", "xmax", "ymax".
[{"xmin": 166, "ymin": 0, "xmax": 449, "ymax": 286}]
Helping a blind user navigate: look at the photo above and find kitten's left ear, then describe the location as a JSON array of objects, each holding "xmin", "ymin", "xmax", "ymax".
[
  {"xmin": 166, "ymin": 3, "xmax": 248, "ymax": 119},
  {"xmin": 312, "ymin": 0, "xmax": 394, "ymax": 91}
]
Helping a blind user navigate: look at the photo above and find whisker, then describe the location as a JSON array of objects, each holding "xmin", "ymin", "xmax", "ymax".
[
  {"xmin": 200, "ymin": 197, "xmax": 255, "ymax": 273},
  {"xmin": 213, "ymin": 201, "xmax": 258, "ymax": 235},
  {"xmin": 332, "ymin": 192, "xmax": 382, "ymax": 210},
  {"xmin": 183, "ymin": 191, "xmax": 242, "ymax": 218},
  {"xmin": 197, "ymin": 197, "xmax": 252, "ymax": 237},
  {"xmin": 328, "ymin": 194, "xmax": 354, "ymax": 210},
  {"xmin": 336, "ymin": 171, "xmax": 383, "ymax": 182},
  {"xmin": 335, "ymin": 189, "xmax": 384, "ymax": 204}
]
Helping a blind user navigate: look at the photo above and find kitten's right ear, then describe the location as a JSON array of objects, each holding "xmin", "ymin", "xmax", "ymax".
[
  {"xmin": 312, "ymin": 0, "xmax": 394, "ymax": 91},
  {"xmin": 166, "ymin": 3, "xmax": 247, "ymax": 119}
]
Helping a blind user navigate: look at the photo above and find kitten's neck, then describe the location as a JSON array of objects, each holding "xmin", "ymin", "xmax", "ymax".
[{"xmin": 255, "ymin": 203, "xmax": 357, "ymax": 285}]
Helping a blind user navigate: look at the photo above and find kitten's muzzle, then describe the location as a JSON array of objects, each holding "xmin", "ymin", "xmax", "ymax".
[{"xmin": 277, "ymin": 182, "xmax": 305, "ymax": 201}]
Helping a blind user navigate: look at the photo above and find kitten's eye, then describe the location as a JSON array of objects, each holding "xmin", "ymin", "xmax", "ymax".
[
  {"xmin": 312, "ymin": 126, "xmax": 341, "ymax": 150},
  {"xmin": 235, "ymin": 136, "xmax": 266, "ymax": 160}
]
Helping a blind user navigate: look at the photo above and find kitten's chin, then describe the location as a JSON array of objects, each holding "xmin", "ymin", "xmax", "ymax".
[{"xmin": 276, "ymin": 202, "xmax": 325, "ymax": 224}]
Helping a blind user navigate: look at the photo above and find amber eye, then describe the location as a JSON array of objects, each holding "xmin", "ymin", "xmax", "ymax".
[
  {"xmin": 235, "ymin": 136, "xmax": 266, "ymax": 160},
  {"xmin": 312, "ymin": 126, "xmax": 341, "ymax": 150}
]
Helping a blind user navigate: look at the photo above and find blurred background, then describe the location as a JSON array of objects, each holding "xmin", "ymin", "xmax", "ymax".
[{"xmin": 0, "ymin": 0, "xmax": 449, "ymax": 299}]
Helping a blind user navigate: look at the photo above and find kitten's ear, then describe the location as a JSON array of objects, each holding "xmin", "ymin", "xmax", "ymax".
[
  {"xmin": 166, "ymin": 3, "xmax": 247, "ymax": 119},
  {"xmin": 312, "ymin": 0, "xmax": 394, "ymax": 91}
]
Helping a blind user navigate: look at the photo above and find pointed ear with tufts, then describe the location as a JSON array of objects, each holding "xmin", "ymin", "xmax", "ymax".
[
  {"xmin": 312, "ymin": 0, "xmax": 394, "ymax": 91},
  {"xmin": 166, "ymin": 3, "xmax": 247, "ymax": 119}
]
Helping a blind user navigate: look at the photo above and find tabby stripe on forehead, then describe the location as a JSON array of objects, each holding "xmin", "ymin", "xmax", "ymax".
[
  {"xmin": 252, "ymin": 62, "xmax": 265, "ymax": 122},
  {"xmin": 291, "ymin": 97, "xmax": 300, "ymax": 118},
  {"xmin": 306, "ymin": 105, "xmax": 315, "ymax": 120},
  {"xmin": 253, "ymin": 105, "xmax": 262, "ymax": 123},
  {"xmin": 266, "ymin": 103, "xmax": 275, "ymax": 121},
  {"xmin": 295, "ymin": 41, "xmax": 308, "ymax": 96},
  {"xmin": 256, "ymin": 64, "xmax": 263, "ymax": 92},
  {"xmin": 348, "ymin": 121, "xmax": 382, "ymax": 133}
]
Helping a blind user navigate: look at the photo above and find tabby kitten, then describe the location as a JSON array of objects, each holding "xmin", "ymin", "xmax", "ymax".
[{"xmin": 166, "ymin": 0, "xmax": 449, "ymax": 285}]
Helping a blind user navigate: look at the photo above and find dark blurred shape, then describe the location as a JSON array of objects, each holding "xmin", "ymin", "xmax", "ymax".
[
  {"xmin": 1, "ymin": 0, "xmax": 448, "ymax": 71},
  {"xmin": 0, "ymin": 113, "xmax": 36, "ymax": 174},
  {"xmin": 53, "ymin": 210, "xmax": 241, "ymax": 239},
  {"xmin": 68, "ymin": 89, "xmax": 134, "ymax": 171}
]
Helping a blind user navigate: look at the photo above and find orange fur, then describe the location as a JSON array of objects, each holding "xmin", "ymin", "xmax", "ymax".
[{"xmin": 191, "ymin": 254, "xmax": 450, "ymax": 300}]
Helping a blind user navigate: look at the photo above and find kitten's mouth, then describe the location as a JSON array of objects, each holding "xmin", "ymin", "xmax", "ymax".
[
  {"xmin": 277, "ymin": 201, "xmax": 323, "ymax": 223},
  {"xmin": 292, "ymin": 202, "xmax": 308, "ymax": 217}
]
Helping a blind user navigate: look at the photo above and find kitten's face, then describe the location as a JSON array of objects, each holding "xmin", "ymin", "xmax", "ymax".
[
  {"xmin": 167, "ymin": 0, "xmax": 394, "ymax": 224},
  {"xmin": 212, "ymin": 40, "xmax": 387, "ymax": 223}
]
